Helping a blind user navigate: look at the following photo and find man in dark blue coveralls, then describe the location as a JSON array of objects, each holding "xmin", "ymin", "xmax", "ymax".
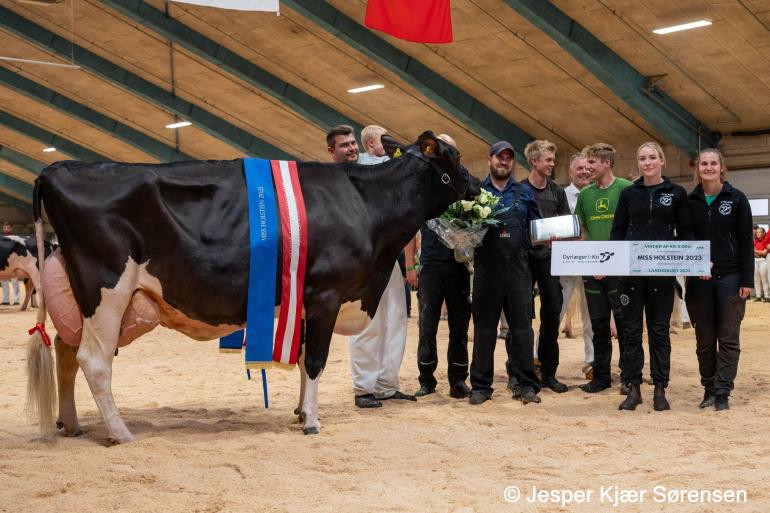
[{"xmin": 469, "ymin": 141, "xmax": 542, "ymax": 405}]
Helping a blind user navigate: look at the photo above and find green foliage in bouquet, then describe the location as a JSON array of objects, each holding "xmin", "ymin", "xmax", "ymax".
[{"xmin": 440, "ymin": 188, "xmax": 509, "ymax": 229}]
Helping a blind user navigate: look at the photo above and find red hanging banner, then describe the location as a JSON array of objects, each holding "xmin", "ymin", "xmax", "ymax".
[{"xmin": 365, "ymin": 0, "xmax": 453, "ymax": 44}]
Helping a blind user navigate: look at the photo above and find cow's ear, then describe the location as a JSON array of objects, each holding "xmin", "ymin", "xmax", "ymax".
[
  {"xmin": 381, "ymin": 133, "xmax": 406, "ymax": 159},
  {"xmin": 418, "ymin": 131, "xmax": 441, "ymax": 157}
]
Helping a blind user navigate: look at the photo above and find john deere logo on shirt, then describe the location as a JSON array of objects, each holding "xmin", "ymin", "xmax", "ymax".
[
  {"xmin": 596, "ymin": 198, "xmax": 609, "ymax": 212},
  {"xmin": 660, "ymin": 193, "xmax": 673, "ymax": 206},
  {"xmin": 719, "ymin": 202, "xmax": 732, "ymax": 215}
]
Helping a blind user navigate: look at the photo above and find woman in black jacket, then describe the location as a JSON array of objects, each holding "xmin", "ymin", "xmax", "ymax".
[
  {"xmin": 611, "ymin": 142, "xmax": 693, "ymax": 411},
  {"xmin": 685, "ymin": 148, "xmax": 753, "ymax": 411}
]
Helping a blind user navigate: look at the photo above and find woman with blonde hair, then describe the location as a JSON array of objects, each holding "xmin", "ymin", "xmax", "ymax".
[
  {"xmin": 685, "ymin": 148, "xmax": 754, "ymax": 411},
  {"xmin": 610, "ymin": 141, "xmax": 693, "ymax": 411}
]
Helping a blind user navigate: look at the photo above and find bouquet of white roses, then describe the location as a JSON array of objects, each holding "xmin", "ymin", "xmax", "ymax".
[{"xmin": 426, "ymin": 188, "xmax": 508, "ymax": 270}]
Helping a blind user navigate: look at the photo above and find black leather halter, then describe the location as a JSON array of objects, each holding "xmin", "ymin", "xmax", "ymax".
[{"xmin": 405, "ymin": 148, "xmax": 469, "ymax": 199}]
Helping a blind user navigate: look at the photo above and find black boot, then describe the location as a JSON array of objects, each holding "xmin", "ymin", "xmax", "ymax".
[
  {"xmin": 448, "ymin": 381, "xmax": 471, "ymax": 399},
  {"xmin": 698, "ymin": 390, "xmax": 715, "ymax": 409},
  {"xmin": 541, "ymin": 376, "xmax": 568, "ymax": 393},
  {"xmin": 618, "ymin": 383, "xmax": 642, "ymax": 410},
  {"xmin": 579, "ymin": 380, "xmax": 610, "ymax": 393},
  {"xmin": 414, "ymin": 384, "xmax": 435, "ymax": 397},
  {"xmin": 653, "ymin": 383, "xmax": 670, "ymax": 411},
  {"xmin": 355, "ymin": 394, "xmax": 382, "ymax": 408},
  {"xmin": 512, "ymin": 388, "xmax": 541, "ymax": 404},
  {"xmin": 714, "ymin": 396, "xmax": 730, "ymax": 411}
]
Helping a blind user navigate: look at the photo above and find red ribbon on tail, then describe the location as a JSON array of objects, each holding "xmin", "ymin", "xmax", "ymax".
[{"xmin": 28, "ymin": 323, "xmax": 52, "ymax": 347}]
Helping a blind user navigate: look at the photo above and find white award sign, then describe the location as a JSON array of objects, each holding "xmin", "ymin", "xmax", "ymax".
[
  {"xmin": 552, "ymin": 241, "xmax": 711, "ymax": 276},
  {"xmin": 551, "ymin": 241, "xmax": 630, "ymax": 276}
]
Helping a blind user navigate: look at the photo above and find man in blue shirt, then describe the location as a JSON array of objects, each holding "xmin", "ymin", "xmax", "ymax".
[{"xmin": 469, "ymin": 142, "xmax": 542, "ymax": 405}]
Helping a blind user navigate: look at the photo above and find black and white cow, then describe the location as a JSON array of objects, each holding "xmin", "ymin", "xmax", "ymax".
[
  {"xmin": 26, "ymin": 131, "xmax": 480, "ymax": 443},
  {"xmin": 1, "ymin": 235, "xmax": 52, "ymax": 310}
]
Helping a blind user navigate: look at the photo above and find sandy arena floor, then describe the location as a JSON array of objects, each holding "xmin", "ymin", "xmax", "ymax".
[{"xmin": 1, "ymin": 295, "xmax": 768, "ymax": 513}]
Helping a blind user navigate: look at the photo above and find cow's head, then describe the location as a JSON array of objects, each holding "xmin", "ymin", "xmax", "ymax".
[{"xmin": 409, "ymin": 131, "xmax": 480, "ymax": 203}]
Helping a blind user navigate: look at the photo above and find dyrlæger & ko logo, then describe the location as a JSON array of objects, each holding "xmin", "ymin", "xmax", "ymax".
[{"xmin": 599, "ymin": 251, "xmax": 614, "ymax": 263}]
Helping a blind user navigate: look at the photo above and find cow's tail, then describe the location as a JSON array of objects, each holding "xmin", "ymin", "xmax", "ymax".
[{"xmin": 26, "ymin": 178, "xmax": 56, "ymax": 440}]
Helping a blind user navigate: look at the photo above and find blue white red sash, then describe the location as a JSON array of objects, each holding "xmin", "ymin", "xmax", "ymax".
[
  {"xmin": 219, "ymin": 159, "xmax": 307, "ymax": 370},
  {"xmin": 270, "ymin": 159, "xmax": 308, "ymax": 367}
]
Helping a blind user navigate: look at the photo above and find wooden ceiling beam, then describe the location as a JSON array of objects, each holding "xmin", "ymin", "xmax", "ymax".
[
  {"xmin": 0, "ymin": 189, "xmax": 30, "ymax": 209},
  {"xmin": 0, "ymin": 145, "xmax": 47, "ymax": 175},
  {"xmin": 0, "ymin": 67, "xmax": 191, "ymax": 162},
  {"xmin": 283, "ymin": 0, "xmax": 535, "ymax": 164},
  {"xmin": 103, "ymin": 0, "xmax": 362, "ymax": 134},
  {"xmin": 0, "ymin": 6, "xmax": 292, "ymax": 159},
  {"xmin": 504, "ymin": 0, "xmax": 718, "ymax": 155},
  {"xmin": 0, "ymin": 169, "xmax": 33, "ymax": 202},
  {"xmin": 0, "ymin": 109, "xmax": 108, "ymax": 162}
]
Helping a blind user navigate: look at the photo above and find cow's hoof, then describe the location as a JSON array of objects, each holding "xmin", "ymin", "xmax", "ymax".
[
  {"xmin": 302, "ymin": 426, "xmax": 319, "ymax": 435},
  {"xmin": 56, "ymin": 420, "xmax": 64, "ymax": 429},
  {"xmin": 63, "ymin": 426, "xmax": 84, "ymax": 437},
  {"xmin": 107, "ymin": 433, "xmax": 136, "ymax": 445},
  {"xmin": 297, "ymin": 412, "xmax": 306, "ymax": 424},
  {"xmin": 293, "ymin": 407, "xmax": 301, "ymax": 416}
]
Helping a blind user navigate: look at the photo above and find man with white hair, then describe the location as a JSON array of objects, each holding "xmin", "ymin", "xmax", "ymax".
[{"xmin": 559, "ymin": 154, "xmax": 594, "ymax": 377}]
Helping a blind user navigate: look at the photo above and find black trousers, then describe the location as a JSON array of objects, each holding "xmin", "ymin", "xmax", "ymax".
[
  {"xmin": 530, "ymin": 254, "xmax": 563, "ymax": 378},
  {"xmin": 685, "ymin": 273, "xmax": 745, "ymax": 397},
  {"xmin": 582, "ymin": 276, "xmax": 627, "ymax": 386},
  {"xmin": 470, "ymin": 251, "xmax": 539, "ymax": 395},
  {"xmin": 620, "ymin": 276, "xmax": 675, "ymax": 386},
  {"xmin": 416, "ymin": 263, "xmax": 471, "ymax": 388}
]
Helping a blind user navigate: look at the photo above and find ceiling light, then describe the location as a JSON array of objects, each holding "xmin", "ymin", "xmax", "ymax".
[
  {"xmin": 347, "ymin": 84, "xmax": 385, "ymax": 94},
  {"xmin": 42, "ymin": 147, "xmax": 56, "ymax": 153},
  {"xmin": 653, "ymin": 20, "xmax": 712, "ymax": 35},
  {"xmin": 165, "ymin": 121, "xmax": 192, "ymax": 129}
]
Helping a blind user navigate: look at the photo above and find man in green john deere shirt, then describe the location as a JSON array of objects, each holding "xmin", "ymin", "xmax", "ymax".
[{"xmin": 574, "ymin": 143, "xmax": 632, "ymax": 394}]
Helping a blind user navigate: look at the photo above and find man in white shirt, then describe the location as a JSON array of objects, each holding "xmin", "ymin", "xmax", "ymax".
[
  {"xmin": 559, "ymin": 154, "xmax": 594, "ymax": 377},
  {"xmin": 327, "ymin": 125, "xmax": 415, "ymax": 408}
]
